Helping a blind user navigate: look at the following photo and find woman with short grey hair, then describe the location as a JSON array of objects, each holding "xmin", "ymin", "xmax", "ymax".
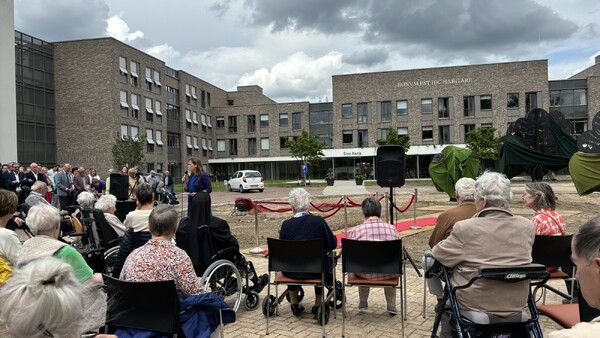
[
  {"xmin": 473, "ymin": 171, "xmax": 512, "ymax": 209},
  {"xmin": 95, "ymin": 194, "xmax": 126, "ymax": 236},
  {"xmin": 288, "ymin": 187, "xmax": 311, "ymax": 212},
  {"xmin": 77, "ymin": 191, "xmax": 95, "ymax": 208}
]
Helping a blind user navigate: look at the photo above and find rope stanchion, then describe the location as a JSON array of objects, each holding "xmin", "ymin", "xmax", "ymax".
[
  {"xmin": 249, "ymin": 201, "xmax": 264, "ymax": 254},
  {"xmin": 391, "ymin": 194, "xmax": 415, "ymax": 213}
]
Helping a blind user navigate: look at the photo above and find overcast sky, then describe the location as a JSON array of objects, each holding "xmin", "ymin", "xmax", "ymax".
[{"xmin": 14, "ymin": 0, "xmax": 600, "ymax": 103}]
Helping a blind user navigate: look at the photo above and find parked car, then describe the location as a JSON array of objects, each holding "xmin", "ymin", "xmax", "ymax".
[{"xmin": 227, "ymin": 170, "xmax": 264, "ymax": 192}]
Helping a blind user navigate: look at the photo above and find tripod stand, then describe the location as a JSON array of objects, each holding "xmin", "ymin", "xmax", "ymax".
[{"xmin": 389, "ymin": 187, "xmax": 422, "ymax": 278}]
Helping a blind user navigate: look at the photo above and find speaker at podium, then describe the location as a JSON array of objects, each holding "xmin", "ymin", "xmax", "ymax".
[{"xmin": 376, "ymin": 145, "xmax": 406, "ymax": 188}]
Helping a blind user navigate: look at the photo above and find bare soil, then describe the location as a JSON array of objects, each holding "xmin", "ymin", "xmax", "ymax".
[{"xmin": 209, "ymin": 181, "xmax": 600, "ymax": 259}]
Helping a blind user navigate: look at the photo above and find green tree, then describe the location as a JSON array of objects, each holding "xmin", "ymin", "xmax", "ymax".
[
  {"xmin": 112, "ymin": 135, "xmax": 146, "ymax": 170},
  {"xmin": 375, "ymin": 128, "xmax": 410, "ymax": 151},
  {"xmin": 465, "ymin": 127, "xmax": 501, "ymax": 160},
  {"xmin": 285, "ymin": 129, "xmax": 327, "ymax": 185}
]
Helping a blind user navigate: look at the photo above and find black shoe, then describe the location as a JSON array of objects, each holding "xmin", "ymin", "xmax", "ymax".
[
  {"xmin": 291, "ymin": 303, "xmax": 305, "ymax": 316},
  {"xmin": 311, "ymin": 305, "xmax": 319, "ymax": 314}
]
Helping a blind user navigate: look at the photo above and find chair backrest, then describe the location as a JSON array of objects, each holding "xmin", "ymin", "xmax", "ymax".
[
  {"xmin": 532, "ymin": 235, "xmax": 574, "ymax": 267},
  {"xmin": 341, "ymin": 238, "xmax": 403, "ymax": 275},
  {"xmin": 91, "ymin": 208, "xmax": 120, "ymax": 246},
  {"xmin": 267, "ymin": 238, "xmax": 324, "ymax": 273},
  {"xmin": 104, "ymin": 275, "xmax": 180, "ymax": 334}
]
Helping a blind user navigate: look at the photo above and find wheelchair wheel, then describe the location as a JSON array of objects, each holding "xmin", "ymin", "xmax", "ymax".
[
  {"xmin": 244, "ymin": 290, "xmax": 260, "ymax": 311},
  {"xmin": 316, "ymin": 303, "xmax": 330, "ymax": 326},
  {"xmin": 262, "ymin": 295, "xmax": 277, "ymax": 317},
  {"xmin": 103, "ymin": 246, "xmax": 120, "ymax": 275},
  {"xmin": 201, "ymin": 259, "xmax": 242, "ymax": 312},
  {"xmin": 327, "ymin": 281, "xmax": 345, "ymax": 309},
  {"xmin": 285, "ymin": 286, "xmax": 304, "ymax": 303}
]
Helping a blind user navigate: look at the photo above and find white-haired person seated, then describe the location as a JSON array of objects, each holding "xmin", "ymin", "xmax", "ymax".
[
  {"xmin": 16, "ymin": 204, "xmax": 106, "ymax": 332},
  {"xmin": 0, "ymin": 256, "xmax": 116, "ymax": 338},
  {"xmin": 77, "ymin": 191, "xmax": 95, "ymax": 209},
  {"xmin": 432, "ymin": 171, "xmax": 535, "ymax": 338},
  {"xmin": 95, "ymin": 194, "xmax": 126, "ymax": 236}
]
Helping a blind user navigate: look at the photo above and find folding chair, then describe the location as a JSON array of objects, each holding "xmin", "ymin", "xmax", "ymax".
[
  {"xmin": 431, "ymin": 264, "xmax": 549, "ymax": 338},
  {"xmin": 341, "ymin": 238, "xmax": 404, "ymax": 338},
  {"xmin": 263, "ymin": 238, "xmax": 334, "ymax": 337},
  {"xmin": 103, "ymin": 276, "xmax": 180, "ymax": 336},
  {"xmin": 531, "ymin": 235, "xmax": 576, "ymax": 303},
  {"xmin": 537, "ymin": 286, "xmax": 600, "ymax": 329}
]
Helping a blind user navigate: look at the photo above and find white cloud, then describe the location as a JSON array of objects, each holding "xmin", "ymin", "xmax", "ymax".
[
  {"xmin": 145, "ymin": 44, "xmax": 181, "ymax": 63},
  {"xmin": 106, "ymin": 15, "xmax": 144, "ymax": 42}
]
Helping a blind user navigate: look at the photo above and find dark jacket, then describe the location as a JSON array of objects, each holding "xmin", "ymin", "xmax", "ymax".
[
  {"xmin": 24, "ymin": 171, "xmax": 47, "ymax": 187},
  {"xmin": 112, "ymin": 230, "xmax": 151, "ymax": 278}
]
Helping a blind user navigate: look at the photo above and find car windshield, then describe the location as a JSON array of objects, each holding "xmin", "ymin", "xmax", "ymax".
[{"xmin": 245, "ymin": 172, "xmax": 261, "ymax": 178}]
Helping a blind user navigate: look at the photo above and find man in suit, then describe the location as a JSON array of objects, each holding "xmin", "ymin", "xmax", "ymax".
[
  {"xmin": 24, "ymin": 162, "xmax": 47, "ymax": 187},
  {"xmin": 4, "ymin": 162, "xmax": 26, "ymax": 194},
  {"xmin": 0, "ymin": 163, "xmax": 9, "ymax": 190},
  {"xmin": 55, "ymin": 163, "xmax": 74, "ymax": 210}
]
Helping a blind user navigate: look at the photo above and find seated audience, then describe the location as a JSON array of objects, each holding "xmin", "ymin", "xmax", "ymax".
[
  {"xmin": 0, "ymin": 189, "xmax": 20, "ymax": 272},
  {"xmin": 432, "ymin": 171, "xmax": 535, "ymax": 338},
  {"xmin": 17, "ymin": 204, "xmax": 105, "ymax": 332},
  {"xmin": 111, "ymin": 183, "xmax": 153, "ymax": 277},
  {"xmin": 348, "ymin": 196, "xmax": 400, "ymax": 315},
  {"xmin": 0, "ymin": 256, "xmax": 112, "ymax": 338},
  {"xmin": 25, "ymin": 181, "xmax": 50, "ymax": 207},
  {"xmin": 279, "ymin": 188, "xmax": 337, "ymax": 318},
  {"xmin": 95, "ymin": 194, "xmax": 126, "ymax": 236},
  {"xmin": 523, "ymin": 181, "xmax": 566, "ymax": 235},
  {"xmin": 422, "ymin": 177, "xmax": 477, "ymax": 310},
  {"xmin": 77, "ymin": 191, "xmax": 95, "ymax": 209},
  {"xmin": 549, "ymin": 216, "xmax": 600, "ymax": 337}
]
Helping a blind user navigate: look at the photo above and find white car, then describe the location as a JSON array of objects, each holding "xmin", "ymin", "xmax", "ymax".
[{"xmin": 227, "ymin": 170, "xmax": 264, "ymax": 192}]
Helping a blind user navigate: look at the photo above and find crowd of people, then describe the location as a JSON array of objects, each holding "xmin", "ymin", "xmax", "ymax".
[{"xmin": 1, "ymin": 165, "xmax": 600, "ymax": 336}]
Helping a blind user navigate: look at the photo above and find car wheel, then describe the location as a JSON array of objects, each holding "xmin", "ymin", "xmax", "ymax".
[
  {"xmin": 239, "ymin": 185, "xmax": 244, "ymax": 193},
  {"xmin": 227, "ymin": 184, "xmax": 232, "ymax": 192},
  {"xmin": 259, "ymin": 189, "xmax": 264, "ymax": 192}
]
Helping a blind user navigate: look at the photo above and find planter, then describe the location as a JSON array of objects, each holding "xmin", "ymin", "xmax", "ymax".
[
  {"xmin": 355, "ymin": 178, "xmax": 364, "ymax": 185},
  {"xmin": 326, "ymin": 178, "xmax": 335, "ymax": 186}
]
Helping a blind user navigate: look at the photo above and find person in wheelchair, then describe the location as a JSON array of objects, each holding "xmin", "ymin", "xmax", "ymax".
[
  {"xmin": 431, "ymin": 171, "xmax": 536, "ymax": 337},
  {"xmin": 279, "ymin": 188, "xmax": 337, "ymax": 318},
  {"xmin": 156, "ymin": 181, "xmax": 179, "ymax": 205}
]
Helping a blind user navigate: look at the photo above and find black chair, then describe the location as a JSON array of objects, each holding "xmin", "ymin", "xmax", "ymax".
[
  {"xmin": 431, "ymin": 264, "xmax": 549, "ymax": 338},
  {"xmin": 263, "ymin": 238, "xmax": 333, "ymax": 337},
  {"xmin": 103, "ymin": 275, "xmax": 180, "ymax": 336},
  {"xmin": 531, "ymin": 235, "xmax": 575, "ymax": 302},
  {"xmin": 341, "ymin": 238, "xmax": 404, "ymax": 337}
]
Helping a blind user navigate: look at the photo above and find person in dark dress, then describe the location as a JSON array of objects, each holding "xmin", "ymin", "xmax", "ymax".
[{"xmin": 279, "ymin": 188, "xmax": 337, "ymax": 317}]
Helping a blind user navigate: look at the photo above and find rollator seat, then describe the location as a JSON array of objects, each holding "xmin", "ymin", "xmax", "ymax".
[
  {"xmin": 461, "ymin": 310, "xmax": 529, "ymax": 325},
  {"xmin": 274, "ymin": 271, "xmax": 322, "ymax": 284},
  {"xmin": 347, "ymin": 273, "xmax": 398, "ymax": 287}
]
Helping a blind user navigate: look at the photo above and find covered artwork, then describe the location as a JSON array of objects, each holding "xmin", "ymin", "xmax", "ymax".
[
  {"xmin": 429, "ymin": 146, "xmax": 479, "ymax": 199},
  {"xmin": 569, "ymin": 111, "xmax": 600, "ymax": 195}
]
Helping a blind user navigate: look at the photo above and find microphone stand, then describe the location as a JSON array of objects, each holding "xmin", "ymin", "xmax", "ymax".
[{"xmin": 389, "ymin": 187, "xmax": 422, "ymax": 278}]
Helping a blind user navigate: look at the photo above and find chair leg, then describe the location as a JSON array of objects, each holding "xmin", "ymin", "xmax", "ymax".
[
  {"xmin": 403, "ymin": 260, "xmax": 408, "ymax": 321},
  {"xmin": 266, "ymin": 273, "xmax": 270, "ymax": 335},
  {"xmin": 342, "ymin": 275, "xmax": 346, "ymax": 338},
  {"xmin": 423, "ymin": 274, "xmax": 427, "ymax": 318},
  {"xmin": 399, "ymin": 282, "xmax": 405, "ymax": 338}
]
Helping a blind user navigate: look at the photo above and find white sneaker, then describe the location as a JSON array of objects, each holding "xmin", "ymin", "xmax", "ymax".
[{"xmin": 387, "ymin": 306, "xmax": 397, "ymax": 315}]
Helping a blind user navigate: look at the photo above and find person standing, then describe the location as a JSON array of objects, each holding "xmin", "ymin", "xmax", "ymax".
[
  {"xmin": 163, "ymin": 170, "xmax": 174, "ymax": 194},
  {"xmin": 55, "ymin": 163, "xmax": 74, "ymax": 210},
  {"xmin": 185, "ymin": 157, "xmax": 212, "ymax": 216}
]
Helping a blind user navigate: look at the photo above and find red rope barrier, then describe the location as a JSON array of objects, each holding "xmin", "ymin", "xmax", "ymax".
[
  {"xmin": 391, "ymin": 194, "xmax": 415, "ymax": 213},
  {"xmin": 322, "ymin": 205, "xmax": 343, "ymax": 219}
]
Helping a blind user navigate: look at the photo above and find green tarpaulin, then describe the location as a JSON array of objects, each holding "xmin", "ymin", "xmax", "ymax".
[
  {"xmin": 429, "ymin": 146, "xmax": 479, "ymax": 199},
  {"xmin": 569, "ymin": 152, "xmax": 600, "ymax": 196}
]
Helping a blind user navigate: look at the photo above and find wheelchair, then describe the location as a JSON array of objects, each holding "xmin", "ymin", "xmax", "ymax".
[{"xmin": 430, "ymin": 263, "xmax": 549, "ymax": 338}]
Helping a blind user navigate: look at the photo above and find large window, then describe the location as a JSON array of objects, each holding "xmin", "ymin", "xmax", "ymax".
[
  {"xmin": 342, "ymin": 103, "xmax": 352, "ymax": 118},
  {"xmin": 260, "ymin": 137, "xmax": 269, "ymax": 150},
  {"xmin": 463, "ymin": 124, "xmax": 476, "ymax": 142},
  {"xmin": 216, "ymin": 116, "xmax": 225, "ymax": 129},
  {"xmin": 260, "ymin": 114, "xmax": 269, "ymax": 128},
  {"xmin": 507, "ymin": 93, "xmax": 519, "ymax": 109},
  {"xmin": 229, "ymin": 139, "xmax": 237, "ymax": 156},
  {"xmin": 292, "ymin": 112, "xmax": 302, "ymax": 131},
  {"xmin": 247, "ymin": 115, "xmax": 256, "ymax": 132},
  {"xmin": 342, "ymin": 130, "xmax": 353, "ymax": 144},
  {"xmin": 396, "ymin": 100, "xmax": 407, "ymax": 116},
  {"xmin": 570, "ymin": 119, "xmax": 587, "ymax": 135},
  {"xmin": 463, "ymin": 96, "xmax": 475, "ymax": 117},
  {"xmin": 439, "ymin": 125, "xmax": 450, "ymax": 144},
  {"xmin": 358, "ymin": 129, "xmax": 368, "ymax": 147},
  {"xmin": 422, "ymin": 126, "xmax": 433, "ymax": 141},
  {"xmin": 438, "ymin": 97, "xmax": 449, "ymax": 118},
  {"xmin": 248, "ymin": 138, "xmax": 257, "ymax": 155},
  {"xmin": 421, "ymin": 98, "xmax": 432, "ymax": 114},
  {"xmin": 279, "ymin": 113, "xmax": 288, "ymax": 127},
  {"xmin": 228, "ymin": 116, "xmax": 237, "ymax": 133},
  {"xmin": 217, "ymin": 139, "xmax": 225, "ymax": 152},
  {"xmin": 357, "ymin": 103, "xmax": 368, "ymax": 123},
  {"xmin": 480, "ymin": 95, "xmax": 492, "ymax": 110},
  {"xmin": 380, "ymin": 101, "xmax": 391, "ymax": 122}
]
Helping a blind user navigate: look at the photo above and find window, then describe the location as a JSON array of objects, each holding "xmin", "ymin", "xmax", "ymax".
[
  {"xmin": 358, "ymin": 130, "xmax": 368, "ymax": 147},
  {"xmin": 422, "ymin": 126, "xmax": 433, "ymax": 141},
  {"xmin": 119, "ymin": 56, "xmax": 128, "ymax": 74},
  {"xmin": 185, "ymin": 109, "xmax": 192, "ymax": 129},
  {"xmin": 201, "ymin": 138, "xmax": 207, "ymax": 151},
  {"xmin": 120, "ymin": 124, "xmax": 128, "ymax": 139},
  {"xmin": 342, "ymin": 103, "xmax": 352, "ymax": 118},
  {"xmin": 130, "ymin": 61, "xmax": 139, "ymax": 87},
  {"xmin": 396, "ymin": 100, "xmax": 407, "ymax": 116},
  {"xmin": 397, "ymin": 127, "xmax": 408, "ymax": 136},
  {"xmin": 357, "ymin": 103, "xmax": 368, "ymax": 123},
  {"xmin": 229, "ymin": 139, "xmax": 237, "ymax": 156},
  {"xmin": 292, "ymin": 112, "xmax": 302, "ymax": 131},
  {"xmin": 438, "ymin": 97, "xmax": 449, "ymax": 118},
  {"xmin": 131, "ymin": 94, "xmax": 139, "ymax": 119},
  {"xmin": 343, "ymin": 130, "xmax": 353, "ymax": 144},
  {"xmin": 248, "ymin": 138, "xmax": 257, "ymax": 155},
  {"xmin": 167, "ymin": 132, "xmax": 180, "ymax": 148},
  {"xmin": 155, "ymin": 130, "xmax": 163, "ymax": 146},
  {"xmin": 216, "ymin": 116, "xmax": 225, "ymax": 129},
  {"xmin": 379, "ymin": 128, "xmax": 389, "ymax": 140},
  {"xmin": 200, "ymin": 90, "xmax": 206, "ymax": 108},
  {"xmin": 145, "ymin": 97, "xmax": 153, "ymax": 113},
  {"xmin": 280, "ymin": 137, "xmax": 290, "ymax": 149},
  {"xmin": 260, "ymin": 137, "xmax": 269, "ymax": 150},
  {"xmin": 260, "ymin": 114, "xmax": 269, "ymax": 128},
  {"xmin": 228, "ymin": 116, "xmax": 237, "ymax": 133},
  {"xmin": 380, "ymin": 101, "xmax": 391, "ymax": 122},
  {"xmin": 279, "ymin": 113, "xmax": 288, "ymax": 127},
  {"xmin": 574, "ymin": 89, "xmax": 586, "ymax": 105},
  {"xmin": 191, "ymin": 86, "xmax": 197, "ymax": 100},
  {"xmin": 481, "ymin": 123, "xmax": 493, "ymax": 129},
  {"xmin": 571, "ymin": 119, "xmax": 587, "ymax": 135},
  {"xmin": 153, "ymin": 71, "xmax": 161, "ymax": 87},
  {"xmin": 186, "ymin": 135, "xmax": 193, "ymax": 149},
  {"xmin": 463, "ymin": 124, "xmax": 476, "ymax": 141},
  {"xmin": 421, "ymin": 99, "xmax": 432, "ymax": 114},
  {"xmin": 247, "ymin": 115, "xmax": 256, "ymax": 133},
  {"xmin": 208, "ymin": 139, "xmax": 213, "ymax": 151},
  {"xmin": 480, "ymin": 95, "xmax": 492, "ymax": 110},
  {"xmin": 193, "ymin": 136, "xmax": 199, "ymax": 150},
  {"xmin": 120, "ymin": 91, "xmax": 129, "ymax": 117},
  {"xmin": 507, "ymin": 93, "xmax": 519, "ymax": 109},
  {"xmin": 146, "ymin": 129, "xmax": 154, "ymax": 152},
  {"xmin": 145, "ymin": 67, "xmax": 153, "ymax": 90},
  {"xmin": 207, "ymin": 116, "xmax": 212, "ymax": 128},
  {"xmin": 217, "ymin": 139, "xmax": 225, "ymax": 152},
  {"xmin": 192, "ymin": 111, "xmax": 198, "ymax": 125},
  {"xmin": 201, "ymin": 114, "xmax": 207, "ymax": 126},
  {"xmin": 155, "ymin": 100, "xmax": 163, "ymax": 119},
  {"xmin": 463, "ymin": 96, "xmax": 475, "ymax": 117},
  {"xmin": 439, "ymin": 125, "xmax": 450, "ymax": 144},
  {"xmin": 130, "ymin": 126, "xmax": 138, "ymax": 140},
  {"xmin": 207, "ymin": 92, "xmax": 211, "ymax": 107}
]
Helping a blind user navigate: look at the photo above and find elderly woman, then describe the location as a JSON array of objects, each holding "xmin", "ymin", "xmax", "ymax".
[
  {"xmin": 95, "ymin": 194, "xmax": 126, "ymax": 236},
  {"xmin": 0, "ymin": 189, "xmax": 20, "ymax": 271},
  {"xmin": 128, "ymin": 167, "xmax": 145, "ymax": 200},
  {"xmin": 432, "ymin": 172, "xmax": 535, "ymax": 338},
  {"xmin": 121, "ymin": 205, "xmax": 204, "ymax": 296},
  {"xmin": 522, "ymin": 182, "xmax": 566, "ymax": 236},
  {"xmin": 279, "ymin": 188, "xmax": 337, "ymax": 317},
  {"xmin": 76, "ymin": 190, "xmax": 95, "ymax": 209},
  {"xmin": 17, "ymin": 204, "xmax": 106, "ymax": 332}
]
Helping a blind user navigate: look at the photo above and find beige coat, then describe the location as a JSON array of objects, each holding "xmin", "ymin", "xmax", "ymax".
[{"xmin": 432, "ymin": 207, "xmax": 535, "ymax": 317}]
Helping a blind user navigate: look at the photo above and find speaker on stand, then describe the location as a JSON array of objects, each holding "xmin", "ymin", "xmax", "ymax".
[{"xmin": 109, "ymin": 173, "xmax": 130, "ymax": 201}]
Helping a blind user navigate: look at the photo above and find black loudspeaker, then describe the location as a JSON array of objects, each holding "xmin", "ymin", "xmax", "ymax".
[
  {"xmin": 110, "ymin": 173, "xmax": 130, "ymax": 201},
  {"xmin": 376, "ymin": 145, "xmax": 406, "ymax": 187}
]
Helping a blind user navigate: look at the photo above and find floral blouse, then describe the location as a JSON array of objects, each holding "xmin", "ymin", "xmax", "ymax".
[
  {"xmin": 532, "ymin": 208, "xmax": 566, "ymax": 236},
  {"xmin": 120, "ymin": 239, "xmax": 204, "ymax": 297}
]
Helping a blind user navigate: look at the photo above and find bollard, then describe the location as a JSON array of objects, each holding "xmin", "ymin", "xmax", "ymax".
[
  {"xmin": 249, "ymin": 201, "xmax": 264, "ymax": 254},
  {"xmin": 413, "ymin": 188, "xmax": 418, "ymax": 228}
]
